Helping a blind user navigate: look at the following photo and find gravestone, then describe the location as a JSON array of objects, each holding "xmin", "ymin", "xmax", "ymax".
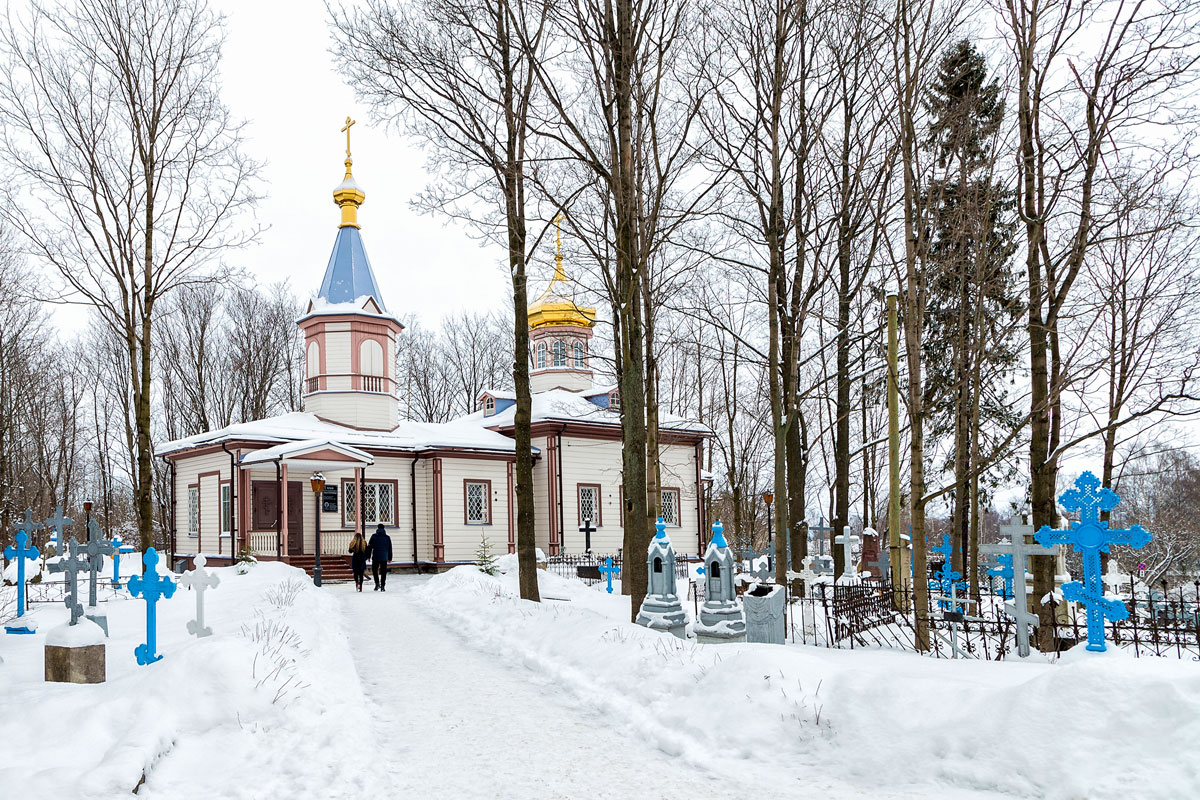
[
  {"xmin": 44, "ymin": 619, "xmax": 106, "ymax": 684},
  {"xmin": 579, "ymin": 517, "xmax": 596, "ymax": 554},
  {"xmin": 5, "ymin": 513, "xmax": 41, "ymax": 634},
  {"xmin": 182, "ymin": 554, "xmax": 221, "ymax": 638},
  {"xmin": 1034, "ymin": 471, "xmax": 1152, "ymax": 652},
  {"xmin": 82, "ymin": 519, "xmax": 115, "ymax": 635},
  {"xmin": 932, "ymin": 583, "xmax": 983, "ymax": 659},
  {"xmin": 787, "ymin": 556, "xmax": 820, "ymax": 637},
  {"xmin": 834, "ymin": 529, "xmax": 861, "ymax": 586},
  {"xmin": 1103, "ymin": 560, "xmax": 1127, "ymax": 597},
  {"xmin": 635, "ymin": 519, "xmax": 688, "ymax": 639},
  {"xmin": 128, "ymin": 548, "xmax": 177, "ymax": 665},
  {"xmin": 695, "ymin": 521, "xmax": 746, "ymax": 644},
  {"xmin": 860, "ymin": 527, "xmax": 884, "ymax": 578},
  {"xmin": 48, "ymin": 537, "xmax": 88, "ymax": 626},
  {"xmin": 599, "ymin": 557, "xmax": 620, "ymax": 594},
  {"xmin": 981, "ymin": 531, "xmax": 1057, "ymax": 658},
  {"xmin": 744, "ymin": 583, "xmax": 786, "ymax": 644}
]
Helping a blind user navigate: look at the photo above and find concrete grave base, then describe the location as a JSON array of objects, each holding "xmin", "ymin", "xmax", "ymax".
[
  {"xmin": 44, "ymin": 620, "xmax": 107, "ymax": 684},
  {"xmin": 635, "ymin": 595, "xmax": 689, "ymax": 639},
  {"xmin": 695, "ymin": 600, "xmax": 747, "ymax": 644}
]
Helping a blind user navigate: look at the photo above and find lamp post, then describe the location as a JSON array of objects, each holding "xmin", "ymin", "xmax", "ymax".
[
  {"xmin": 83, "ymin": 500, "xmax": 92, "ymax": 557},
  {"xmin": 762, "ymin": 492, "xmax": 774, "ymax": 570},
  {"xmin": 310, "ymin": 473, "xmax": 325, "ymax": 587}
]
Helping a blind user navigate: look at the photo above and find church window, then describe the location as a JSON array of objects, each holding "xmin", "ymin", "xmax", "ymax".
[
  {"xmin": 578, "ymin": 484, "xmax": 601, "ymax": 527},
  {"xmin": 573, "ymin": 342, "xmax": 586, "ymax": 368},
  {"xmin": 484, "ymin": 396, "xmax": 496, "ymax": 416},
  {"xmin": 360, "ymin": 339, "xmax": 385, "ymax": 392},
  {"xmin": 344, "ymin": 480, "xmax": 396, "ymax": 527},
  {"xmin": 306, "ymin": 341, "xmax": 320, "ymax": 393},
  {"xmin": 536, "ymin": 342, "xmax": 546, "ymax": 369},
  {"xmin": 552, "ymin": 340, "xmax": 566, "ymax": 367},
  {"xmin": 661, "ymin": 488, "xmax": 681, "ymax": 527},
  {"xmin": 609, "ymin": 392, "xmax": 620, "ymax": 411},
  {"xmin": 466, "ymin": 480, "xmax": 491, "ymax": 525},
  {"xmin": 187, "ymin": 486, "xmax": 199, "ymax": 536},
  {"xmin": 220, "ymin": 483, "xmax": 232, "ymax": 536}
]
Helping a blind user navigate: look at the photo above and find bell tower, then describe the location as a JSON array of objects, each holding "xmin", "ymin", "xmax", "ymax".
[
  {"xmin": 528, "ymin": 216, "xmax": 596, "ymax": 393},
  {"xmin": 298, "ymin": 119, "xmax": 403, "ymax": 430}
]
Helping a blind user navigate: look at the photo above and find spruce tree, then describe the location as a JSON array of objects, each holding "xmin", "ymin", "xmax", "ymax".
[{"xmin": 476, "ymin": 534, "xmax": 498, "ymax": 576}]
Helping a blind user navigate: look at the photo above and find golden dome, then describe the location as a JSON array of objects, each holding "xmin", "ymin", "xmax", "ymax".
[{"xmin": 528, "ymin": 217, "xmax": 595, "ymax": 329}]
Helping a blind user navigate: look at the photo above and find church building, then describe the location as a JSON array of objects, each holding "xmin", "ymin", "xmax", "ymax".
[{"xmin": 158, "ymin": 144, "xmax": 710, "ymax": 575}]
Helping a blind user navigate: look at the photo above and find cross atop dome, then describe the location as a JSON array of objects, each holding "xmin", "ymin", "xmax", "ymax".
[{"xmin": 528, "ymin": 214, "xmax": 596, "ymax": 330}]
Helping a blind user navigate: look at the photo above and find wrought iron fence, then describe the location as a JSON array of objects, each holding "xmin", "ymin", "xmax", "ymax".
[{"xmin": 545, "ymin": 553, "xmax": 695, "ymax": 586}]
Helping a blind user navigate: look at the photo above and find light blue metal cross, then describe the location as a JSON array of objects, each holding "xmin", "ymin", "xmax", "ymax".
[
  {"xmin": 128, "ymin": 548, "xmax": 177, "ymax": 665},
  {"xmin": 4, "ymin": 527, "xmax": 40, "ymax": 623},
  {"xmin": 988, "ymin": 554, "xmax": 1014, "ymax": 599},
  {"xmin": 932, "ymin": 537, "xmax": 963, "ymax": 612},
  {"xmin": 1034, "ymin": 471, "xmax": 1152, "ymax": 652},
  {"xmin": 599, "ymin": 557, "xmax": 620, "ymax": 595}
]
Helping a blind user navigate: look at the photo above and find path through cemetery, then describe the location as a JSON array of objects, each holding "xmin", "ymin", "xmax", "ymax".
[{"xmin": 338, "ymin": 576, "xmax": 725, "ymax": 799}]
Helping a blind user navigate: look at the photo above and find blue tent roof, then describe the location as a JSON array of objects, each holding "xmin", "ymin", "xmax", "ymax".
[{"xmin": 316, "ymin": 226, "xmax": 387, "ymax": 311}]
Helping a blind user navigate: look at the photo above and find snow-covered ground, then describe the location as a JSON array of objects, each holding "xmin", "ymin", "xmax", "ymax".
[{"xmin": 1, "ymin": 558, "xmax": 1197, "ymax": 798}]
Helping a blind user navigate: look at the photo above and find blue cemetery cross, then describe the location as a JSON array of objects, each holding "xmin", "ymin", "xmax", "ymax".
[
  {"xmin": 128, "ymin": 547, "xmax": 177, "ymax": 665},
  {"xmin": 987, "ymin": 554, "xmax": 1014, "ymax": 599},
  {"xmin": 599, "ymin": 557, "xmax": 620, "ymax": 594},
  {"xmin": 48, "ymin": 536, "xmax": 87, "ymax": 625},
  {"xmin": 1034, "ymin": 471, "xmax": 1152, "ymax": 652},
  {"xmin": 4, "ymin": 510, "xmax": 41, "ymax": 630},
  {"xmin": 111, "ymin": 533, "xmax": 123, "ymax": 585},
  {"xmin": 43, "ymin": 505, "xmax": 73, "ymax": 556},
  {"xmin": 931, "ymin": 537, "xmax": 963, "ymax": 612}
]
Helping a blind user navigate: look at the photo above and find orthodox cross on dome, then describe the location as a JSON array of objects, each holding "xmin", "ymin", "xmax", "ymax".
[
  {"xmin": 342, "ymin": 116, "xmax": 356, "ymax": 160},
  {"xmin": 1034, "ymin": 471, "xmax": 1151, "ymax": 653}
]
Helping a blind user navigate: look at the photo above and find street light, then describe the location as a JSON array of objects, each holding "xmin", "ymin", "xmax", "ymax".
[
  {"xmin": 83, "ymin": 500, "xmax": 93, "ymax": 558},
  {"xmin": 309, "ymin": 473, "xmax": 326, "ymax": 587},
  {"xmin": 762, "ymin": 492, "xmax": 774, "ymax": 570}
]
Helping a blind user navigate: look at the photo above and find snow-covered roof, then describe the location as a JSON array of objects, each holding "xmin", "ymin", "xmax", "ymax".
[
  {"xmin": 239, "ymin": 438, "xmax": 375, "ymax": 467},
  {"xmin": 477, "ymin": 388, "xmax": 517, "ymax": 401},
  {"xmin": 459, "ymin": 388, "xmax": 711, "ymax": 435},
  {"xmin": 158, "ymin": 412, "xmax": 524, "ymax": 458}
]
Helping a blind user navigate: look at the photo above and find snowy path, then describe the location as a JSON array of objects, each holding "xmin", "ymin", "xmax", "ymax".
[{"xmin": 339, "ymin": 577, "xmax": 725, "ymax": 799}]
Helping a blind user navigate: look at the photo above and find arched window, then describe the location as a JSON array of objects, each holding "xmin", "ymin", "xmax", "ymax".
[
  {"xmin": 360, "ymin": 339, "xmax": 384, "ymax": 376},
  {"xmin": 536, "ymin": 342, "xmax": 546, "ymax": 369},
  {"xmin": 484, "ymin": 396, "xmax": 496, "ymax": 416},
  {"xmin": 653, "ymin": 556, "xmax": 663, "ymax": 574},
  {"xmin": 306, "ymin": 341, "xmax": 320, "ymax": 393},
  {"xmin": 609, "ymin": 392, "xmax": 621, "ymax": 411},
  {"xmin": 573, "ymin": 341, "xmax": 586, "ymax": 368},
  {"xmin": 552, "ymin": 340, "xmax": 566, "ymax": 367}
]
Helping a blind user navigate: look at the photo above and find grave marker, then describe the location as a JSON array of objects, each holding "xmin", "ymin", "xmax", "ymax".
[
  {"xmin": 981, "ymin": 525, "xmax": 1058, "ymax": 658},
  {"xmin": 81, "ymin": 519, "xmax": 115, "ymax": 635},
  {"xmin": 4, "ymin": 525, "xmax": 40, "ymax": 633},
  {"xmin": 1034, "ymin": 471, "xmax": 1151, "ymax": 652},
  {"xmin": 128, "ymin": 548, "xmax": 177, "ymax": 665},
  {"xmin": 834, "ymin": 529, "xmax": 861, "ymax": 586},
  {"xmin": 48, "ymin": 537, "xmax": 88, "ymax": 626},
  {"xmin": 182, "ymin": 554, "xmax": 220, "ymax": 638},
  {"xmin": 579, "ymin": 517, "xmax": 596, "ymax": 553},
  {"xmin": 599, "ymin": 557, "xmax": 620, "ymax": 594},
  {"xmin": 43, "ymin": 505, "xmax": 72, "ymax": 556}
]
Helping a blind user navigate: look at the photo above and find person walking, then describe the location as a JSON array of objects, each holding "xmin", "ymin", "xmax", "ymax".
[
  {"xmin": 348, "ymin": 532, "xmax": 370, "ymax": 592},
  {"xmin": 368, "ymin": 523, "xmax": 393, "ymax": 591}
]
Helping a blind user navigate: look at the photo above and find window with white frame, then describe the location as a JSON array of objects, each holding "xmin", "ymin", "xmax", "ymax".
[
  {"xmin": 484, "ymin": 396, "xmax": 496, "ymax": 416},
  {"xmin": 661, "ymin": 489, "xmax": 681, "ymax": 527},
  {"xmin": 344, "ymin": 481, "xmax": 396, "ymax": 526},
  {"xmin": 466, "ymin": 481, "xmax": 490, "ymax": 525},
  {"xmin": 220, "ymin": 484, "xmax": 232, "ymax": 535},
  {"xmin": 536, "ymin": 342, "xmax": 546, "ymax": 369},
  {"xmin": 609, "ymin": 392, "xmax": 621, "ymax": 411},
  {"xmin": 578, "ymin": 484, "xmax": 600, "ymax": 526},
  {"xmin": 552, "ymin": 339, "xmax": 566, "ymax": 366},
  {"xmin": 187, "ymin": 487, "xmax": 199, "ymax": 536},
  {"xmin": 573, "ymin": 341, "xmax": 586, "ymax": 368}
]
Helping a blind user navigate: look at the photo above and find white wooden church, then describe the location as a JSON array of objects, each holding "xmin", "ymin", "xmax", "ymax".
[{"xmin": 159, "ymin": 149, "xmax": 710, "ymax": 574}]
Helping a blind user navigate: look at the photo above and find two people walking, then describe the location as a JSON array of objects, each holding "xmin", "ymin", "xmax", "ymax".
[{"xmin": 349, "ymin": 524, "xmax": 393, "ymax": 592}]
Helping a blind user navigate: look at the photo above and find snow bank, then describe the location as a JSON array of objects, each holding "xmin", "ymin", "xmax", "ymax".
[
  {"xmin": 413, "ymin": 565, "xmax": 1200, "ymax": 799},
  {"xmin": 0, "ymin": 561, "xmax": 374, "ymax": 799}
]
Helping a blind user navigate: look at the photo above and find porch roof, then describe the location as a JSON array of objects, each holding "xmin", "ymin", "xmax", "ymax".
[{"xmin": 238, "ymin": 438, "xmax": 374, "ymax": 472}]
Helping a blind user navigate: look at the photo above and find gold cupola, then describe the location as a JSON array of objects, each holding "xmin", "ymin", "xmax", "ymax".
[
  {"xmin": 333, "ymin": 116, "xmax": 365, "ymax": 228},
  {"xmin": 527, "ymin": 215, "xmax": 596, "ymax": 329}
]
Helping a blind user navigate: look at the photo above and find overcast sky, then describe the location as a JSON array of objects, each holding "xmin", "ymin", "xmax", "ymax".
[{"xmin": 206, "ymin": 0, "xmax": 512, "ymax": 325}]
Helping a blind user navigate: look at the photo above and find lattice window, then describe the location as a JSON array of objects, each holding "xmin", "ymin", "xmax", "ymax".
[
  {"xmin": 578, "ymin": 485, "xmax": 600, "ymax": 527},
  {"xmin": 188, "ymin": 487, "xmax": 199, "ymax": 536},
  {"xmin": 661, "ymin": 489, "xmax": 680, "ymax": 527},
  {"xmin": 552, "ymin": 340, "xmax": 566, "ymax": 366},
  {"xmin": 536, "ymin": 342, "xmax": 546, "ymax": 368},
  {"xmin": 344, "ymin": 481, "xmax": 395, "ymax": 526},
  {"xmin": 573, "ymin": 341, "xmax": 586, "ymax": 368},
  {"xmin": 466, "ymin": 481, "xmax": 490, "ymax": 524},
  {"xmin": 220, "ymin": 484, "xmax": 232, "ymax": 535}
]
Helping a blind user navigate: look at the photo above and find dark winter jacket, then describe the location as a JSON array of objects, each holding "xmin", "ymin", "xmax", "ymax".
[
  {"xmin": 367, "ymin": 527, "xmax": 393, "ymax": 564},
  {"xmin": 349, "ymin": 542, "xmax": 369, "ymax": 572}
]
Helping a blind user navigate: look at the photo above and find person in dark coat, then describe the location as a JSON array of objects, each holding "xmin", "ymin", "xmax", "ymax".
[
  {"xmin": 368, "ymin": 524, "xmax": 393, "ymax": 591},
  {"xmin": 348, "ymin": 532, "xmax": 369, "ymax": 592}
]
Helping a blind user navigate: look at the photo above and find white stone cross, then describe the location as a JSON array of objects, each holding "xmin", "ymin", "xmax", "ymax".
[
  {"xmin": 980, "ymin": 519, "xmax": 1056, "ymax": 658},
  {"xmin": 1103, "ymin": 560, "xmax": 1128, "ymax": 596},
  {"xmin": 786, "ymin": 556, "xmax": 821, "ymax": 597},
  {"xmin": 181, "ymin": 554, "xmax": 220, "ymax": 638},
  {"xmin": 834, "ymin": 529, "xmax": 861, "ymax": 585}
]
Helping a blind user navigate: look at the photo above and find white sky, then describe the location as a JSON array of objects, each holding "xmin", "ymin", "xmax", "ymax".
[{"xmin": 209, "ymin": 0, "xmax": 510, "ymax": 324}]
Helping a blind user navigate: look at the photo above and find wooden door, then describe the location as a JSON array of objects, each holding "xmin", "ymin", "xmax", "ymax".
[
  {"xmin": 252, "ymin": 481, "xmax": 280, "ymax": 531},
  {"xmin": 287, "ymin": 482, "xmax": 304, "ymax": 554}
]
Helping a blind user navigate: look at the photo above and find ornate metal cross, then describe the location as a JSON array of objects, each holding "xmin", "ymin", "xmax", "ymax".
[
  {"xmin": 579, "ymin": 517, "xmax": 596, "ymax": 553},
  {"xmin": 342, "ymin": 116, "xmax": 356, "ymax": 158},
  {"xmin": 4, "ymin": 527, "xmax": 39, "ymax": 621},
  {"xmin": 48, "ymin": 537, "xmax": 87, "ymax": 625},
  {"xmin": 1034, "ymin": 471, "xmax": 1152, "ymax": 652},
  {"xmin": 43, "ymin": 505, "xmax": 72, "ymax": 554},
  {"xmin": 128, "ymin": 548, "xmax": 177, "ymax": 665},
  {"xmin": 931, "ymin": 537, "xmax": 963, "ymax": 610},
  {"xmin": 599, "ymin": 557, "xmax": 620, "ymax": 595},
  {"xmin": 82, "ymin": 519, "xmax": 115, "ymax": 611},
  {"xmin": 987, "ymin": 553, "xmax": 1014, "ymax": 599},
  {"xmin": 182, "ymin": 554, "xmax": 221, "ymax": 638},
  {"xmin": 980, "ymin": 529, "xmax": 1056, "ymax": 658}
]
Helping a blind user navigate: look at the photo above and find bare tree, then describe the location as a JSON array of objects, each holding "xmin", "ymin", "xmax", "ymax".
[{"xmin": 0, "ymin": 0, "xmax": 261, "ymax": 550}]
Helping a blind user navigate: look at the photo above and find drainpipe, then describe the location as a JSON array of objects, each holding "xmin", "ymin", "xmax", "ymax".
[
  {"xmin": 162, "ymin": 456, "xmax": 177, "ymax": 567},
  {"xmin": 275, "ymin": 459, "xmax": 282, "ymax": 559},
  {"xmin": 411, "ymin": 456, "xmax": 419, "ymax": 568},
  {"xmin": 222, "ymin": 442, "xmax": 237, "ymax": 562},
  {"xmin": 557, "ymin": 425, "xmax": 566, "ymax": 553}
]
